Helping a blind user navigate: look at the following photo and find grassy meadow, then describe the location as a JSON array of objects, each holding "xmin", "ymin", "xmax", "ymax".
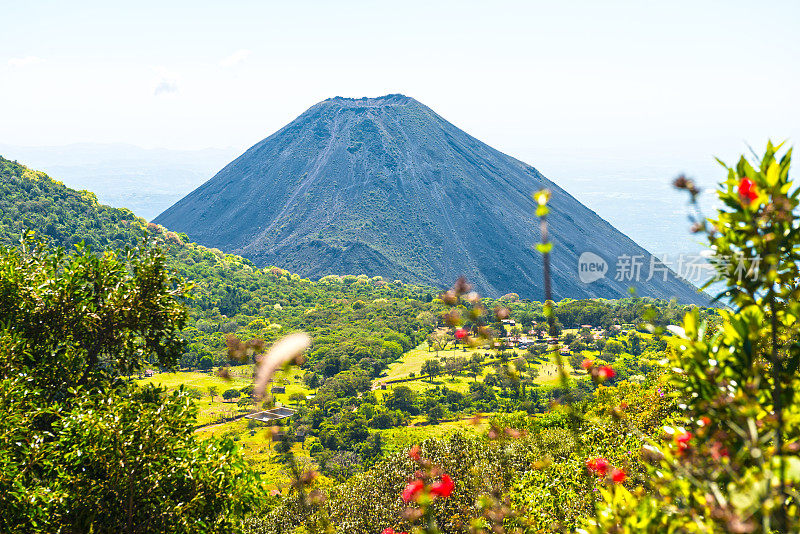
[{"xmin": 137, "ymin": 334, "xmax": 603, "ymax": 486}]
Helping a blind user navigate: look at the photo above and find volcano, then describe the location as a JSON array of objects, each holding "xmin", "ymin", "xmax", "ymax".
[{"xmin": 154, "ymin": 94, "xmax": 704, "ymax": 303}]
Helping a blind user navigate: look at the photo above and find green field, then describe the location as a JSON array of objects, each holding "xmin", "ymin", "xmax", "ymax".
[
  {"xmin": 375, "ymin": 341, "xmax": 585, "ymax": 393},
  {"xmin": 138, "ymin": 366, "xmax": 311, "ymax": 426},
  {"xmin": 137, "ymin": 338, "xmax": 594, "ymax": 485},
  {"xmin": 138, "ymin": 364, "xmax": 316, "ymax": 485},
  {"xmin": 196, "ymin": 417, "xmax": 323, "ymax": 487},
  {"xmin": 379, "ymin": 416, "xmax": 489, "ymax": 452}
]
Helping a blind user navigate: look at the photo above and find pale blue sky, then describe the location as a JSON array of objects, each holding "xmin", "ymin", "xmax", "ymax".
[{"xmin": 2, "ymin": 1, "xmax": 799, "ymax": 193}]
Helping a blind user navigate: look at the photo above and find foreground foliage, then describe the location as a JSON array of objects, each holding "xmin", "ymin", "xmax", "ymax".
[
  {"xmin": 0, "ymin": 242, "xmax": 259, "ymax": 533},
  {"xmin": 243, "ymin": 143, "xmax": 800, "ymax": 534},
  {"xmin": 583, "ymin": 143, "xmax": 800, "ymax": 532},
  {"xmin": 5, "ymin": 145, "xmax": 797, "ymax": 533}
]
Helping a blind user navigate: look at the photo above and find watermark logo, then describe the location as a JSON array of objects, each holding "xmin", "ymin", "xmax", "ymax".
[
  {"xmin": 578, "ymin": 252, "xmax": 608, "ymax": 283},
  {"xmin": 576, "ymin": 250, "xmax": 761, "ymax": 285}
]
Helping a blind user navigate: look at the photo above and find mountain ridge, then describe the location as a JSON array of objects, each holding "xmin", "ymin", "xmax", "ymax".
[{"xmin": 154, "ymin": 94, "xmax": 706, "ymax": 304}]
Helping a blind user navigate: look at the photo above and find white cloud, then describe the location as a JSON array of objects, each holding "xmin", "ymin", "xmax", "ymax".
[
  {"xmin": 153, "ymin": 66, "xmax": 179, "ymax": 96},
  {"xmin": 154, "ymin": 80, "xmax": 178, "ymax": 96},
  {"xmin": 8, "ymin": 56, "xmax": 43, "ymax": 68},
  {"xmin": 219, "ymin": 49, "xmax": 251, "ymax": 68}
]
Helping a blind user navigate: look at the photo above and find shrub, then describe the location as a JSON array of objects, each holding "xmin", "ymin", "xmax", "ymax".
[{"xmin": 0, "ymin": 241, "xmax": 260, "ymax": 532}]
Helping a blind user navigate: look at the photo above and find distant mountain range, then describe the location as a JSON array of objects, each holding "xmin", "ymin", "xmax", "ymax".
[{"xmin": 154, "ymin": 94, "xmax": 705, "ymax": 304}]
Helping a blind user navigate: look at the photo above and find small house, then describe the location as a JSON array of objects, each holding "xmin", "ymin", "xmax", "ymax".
[{"xmin": 271, "ymin": 386, "xmax": 286, "ymax": 394}]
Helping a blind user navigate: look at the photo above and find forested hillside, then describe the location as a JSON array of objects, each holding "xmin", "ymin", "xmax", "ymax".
[
  {"xmin": 0, "ymin": 155, "xmax": 442, "ymax": 375},
  {"xmin": 0, "ymin": 156, "xmax": 147, "ymax": 248}
]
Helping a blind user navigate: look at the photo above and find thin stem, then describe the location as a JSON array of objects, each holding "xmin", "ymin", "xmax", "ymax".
[
  {"xmin": 540, "ymin": 215, "xmax": 552, "ymax": 332},
  {"xmin": 769, "ymin": 297, "xmax": 786, "ymax": 529},
  {"xmin": 539, "ymin": 210, "xmax": 596, "ymax": 524}
]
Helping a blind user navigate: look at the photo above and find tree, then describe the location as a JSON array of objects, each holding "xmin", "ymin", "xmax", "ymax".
[
  {"xmin": 198, "ymin": 355, "xmax": 213, "ymax": 370},
  {"xmin": 589, "ymin": 143, "xmax": 800, "ymax": 532},
  {"xmin": 569, "ymin": 351, "xmax": 585, "ymax": 371},
  {"xmin": 467, "ymin": 361, "xmax": 481, "ymax": 382},
  {"xmin": 0, "ymin": 240, "xmax": 188, "ymax": 394},
  {"xmin": 426, "ymin": 404, "xmax": 445, "ymax": 424},
  {"xmin": 427, "ymin": 331, "xmax": 449, "ymax": 356},
  {"xmin": 384, "ymin": 386, "xmax": 416, "ymax": 414},
  {"xmin": 208, "ymin": 385, "xmax": 219, "ymax": 402},
  {"xmin": 222, "ymin": 388, "xmax": 240, "ymax": 401},
  {"xmin": 526, "ymin": 365, "xmax": 540, "ymax": 382},
  {"xmin": 303, "ymin": 372, "xmax": 321, "ymax": 393},
  {"xmin": 468, "ymin": 381, "xmax": 496, "ymax": 402},
  {"xmin": 579, "ymin": 327, "xmax": 593, "ymax": 342},
  {"xmin": 381, "ymin": 340, "xmax": 403, "ymax": 360},
  {"xmin": 421, "ymin": 359, "xmax": 442, "ymax": 382},
  {"xmin": 627, "ymin": 331, "xmax": 642, "ymax": 356},
  {"xmin": 445, "ymin": 356, "xmax": 466, "ymax": 379},
  {"xmin": 0, "ymin": 240, "xmax": 259, "ymax": 532},
  {"xmin": 602, "ymin": 339, "xmax": 624, "ymax": 361},
  {"xmin": 368, "ymin": 411, "xmax": 394, "ymax": 429}
]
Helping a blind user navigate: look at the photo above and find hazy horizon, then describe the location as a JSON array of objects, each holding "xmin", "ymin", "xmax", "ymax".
[
  {"xmin": 3, "ymin": 0, "xmax": 797, "ymax": 285},
  {"xmin": 3, "ymin": 1, "xmax": 798, "ymax": 160}
]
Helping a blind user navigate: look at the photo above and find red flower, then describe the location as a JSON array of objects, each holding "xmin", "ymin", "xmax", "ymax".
[
  {"xmin": 382, "ymin": 529, "xmax": 409, "ymax": 534},
  {"xmin": 455, "ymin": 328, "xmax": 468, "ymax": 340},
  {"xmin": 675, "ymin": 431, "xmax": 692, "ymax": 453},
  {"xmin": 586, "ymin": 457, "xmax": 609, "ymax": 476},
  {"xmin": 408, "ymin": 444, "xmax": 421, "ymax": 462},
  {"xmin": 738, "ymin": 178, "xmax": 758, "ymax": 205},
  {"xmin": 611, "ymin": 468, "xmax": 626, "ymax": 483},
  {"xmin": 597, "ymin": 366, "xmax": 615, "ymax": 380},
  {"xmin": 581, "ymin": 359, "xmax": 593, "ymax": 370},
  {"xmin": 710, "ymin": 440, "xmax": 730, "ymax": 461},
  {"xmin": 430, "ymin": 473, "xmax": 454, "ymax": 498},
  {"xmin": 401, "ymin": 479, "xmax": 424, "ymax": 502}
]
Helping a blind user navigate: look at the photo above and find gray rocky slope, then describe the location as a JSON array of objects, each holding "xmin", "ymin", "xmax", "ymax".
[{"xmin": 154, "ymin": 94, "xmax": 705, "ymax": 304}]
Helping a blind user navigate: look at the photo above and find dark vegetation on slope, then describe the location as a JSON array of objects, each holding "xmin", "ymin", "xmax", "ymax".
[{"xmin": 154, "ymin": 94, "xmax": 705, "ymax": 304}]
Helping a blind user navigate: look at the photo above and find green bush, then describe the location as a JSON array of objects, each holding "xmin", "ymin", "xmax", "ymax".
[{"xmin": 0, "ymin": 240, "xmax": 261, "ymax": 533}]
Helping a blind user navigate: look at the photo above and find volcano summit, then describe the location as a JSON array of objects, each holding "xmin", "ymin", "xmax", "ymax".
[{"xmin": 154, "ymin": 94, "xmax": 703, "ymax": 304}]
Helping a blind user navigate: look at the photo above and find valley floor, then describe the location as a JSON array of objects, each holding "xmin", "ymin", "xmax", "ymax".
[{"xmin": 138, "ymin": 337, "xmax": 595, "ymax": 486}]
